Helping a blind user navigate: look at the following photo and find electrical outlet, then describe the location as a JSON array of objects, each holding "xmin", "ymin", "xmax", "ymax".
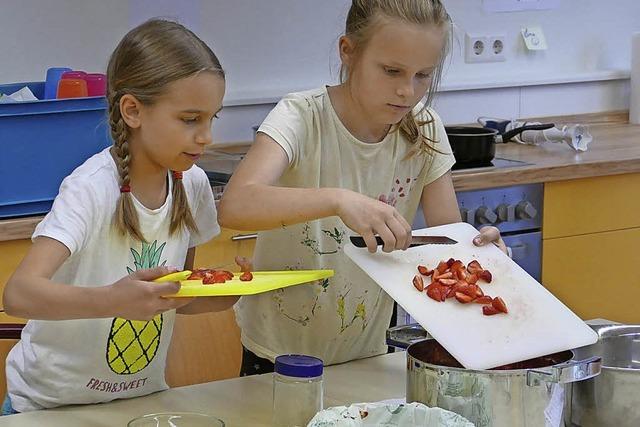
[
  {"xmin": 488, "ymin": 34, "xmax": 506, "ymax": 62},
  {"xmin": 465, "ymin": 34, "xmax": 488, "ymax": 63},
  {"xmin": 465, "ymin": 33, "xmax": 507, "ymax": 63}
]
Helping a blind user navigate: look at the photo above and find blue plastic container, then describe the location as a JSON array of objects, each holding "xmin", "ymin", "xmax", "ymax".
[{"xmin": 0, "ymin": 81, "xmax": 111, "ymax": 218}]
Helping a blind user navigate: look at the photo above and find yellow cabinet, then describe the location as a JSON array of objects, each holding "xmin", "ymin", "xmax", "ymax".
[
  {"xmin": 542, "ymin": 173, "xmax": 640, "ymax": 323},
  {"xmin": 0, "ymin": 239, "xmax": 30, "ymax": 324}
]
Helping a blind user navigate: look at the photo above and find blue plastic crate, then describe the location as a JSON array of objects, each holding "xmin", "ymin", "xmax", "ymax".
[{"xmin": 0, "ymin": 81, "xmax": 111, "ymax": 218}]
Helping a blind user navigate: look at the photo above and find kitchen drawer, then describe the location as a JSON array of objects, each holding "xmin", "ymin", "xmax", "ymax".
[
  {"xmin": 543, "ymin": 173, "xmax": 640, "ymax": 239},
  {"xmin": 542, "ymin": 227, "xmax": 640, "ymax": 323}
]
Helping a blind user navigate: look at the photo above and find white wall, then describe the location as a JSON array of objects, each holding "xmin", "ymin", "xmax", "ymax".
[{"xmin": 1, "ymin": 0, "xmax": 639, "ymax": 144}]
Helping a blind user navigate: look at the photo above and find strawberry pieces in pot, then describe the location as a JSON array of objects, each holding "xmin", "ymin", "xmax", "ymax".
[{"xmin": 411, "ymin": 258, "xmax": 507, "ymax": 316}]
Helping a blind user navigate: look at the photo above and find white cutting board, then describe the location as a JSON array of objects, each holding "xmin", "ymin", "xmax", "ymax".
[{"xmin": 344, "ymin": 222, "xmax": 598, "ymax": 370}]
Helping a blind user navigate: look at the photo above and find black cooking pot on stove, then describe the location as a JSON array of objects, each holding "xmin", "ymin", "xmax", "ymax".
[{"xmin": 446, "ymin": 123, "xmax": 554, "ymax": 168}]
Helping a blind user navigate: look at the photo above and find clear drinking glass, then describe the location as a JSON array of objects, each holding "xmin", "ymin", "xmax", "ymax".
[{"xmin": 128, "ymin": 412, "xmax": 225, "ymax": 427}]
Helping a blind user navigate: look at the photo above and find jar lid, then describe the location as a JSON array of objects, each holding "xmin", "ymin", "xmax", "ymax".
[{"xmin": 274, "ymin": 354, "xmax": 323, "ymax": 378}]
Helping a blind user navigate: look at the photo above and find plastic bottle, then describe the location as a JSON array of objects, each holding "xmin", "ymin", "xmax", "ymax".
[{"xmin": 272, "ymin": 354, "xmax": 323, "ymax": 427}]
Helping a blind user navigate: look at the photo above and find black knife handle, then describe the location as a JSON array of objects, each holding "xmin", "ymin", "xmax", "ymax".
[{"xmin": 350, "ymin": 235, "xmax": 384, "ymax": 248}]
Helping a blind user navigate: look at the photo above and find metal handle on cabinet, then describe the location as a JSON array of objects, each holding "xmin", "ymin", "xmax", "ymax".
[
  {"xmin": 231, "ymin": 233, "xmax": 258, "ymax": 241},
  {"xmin": 510, "ymin": 243, "xmax": 527, "ymax": 260}
]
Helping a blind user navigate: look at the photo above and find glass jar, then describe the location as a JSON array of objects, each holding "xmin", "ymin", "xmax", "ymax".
[{"xmin": 272, "ymin": 354, "xmax": 323, "ymax": 427}]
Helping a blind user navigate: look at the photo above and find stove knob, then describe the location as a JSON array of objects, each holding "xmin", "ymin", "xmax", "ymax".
[
  {"xmin": 496, "ymin": 203, "xmax": 516, "ymax": 222},
  {"xmin": 459, "ymin": 207, "xmax": 475, "ymax": 224},
  {"xmin": 516, "ymin": 200, "xmax": 538, "ymax": 220},
  {"xmin": 475, "ymin": 206, "xmax": 497, "ymax": 224}
]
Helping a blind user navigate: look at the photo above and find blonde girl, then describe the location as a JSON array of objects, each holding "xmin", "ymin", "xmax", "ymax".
[
  {"xmin": 3, "ymin": 19, "xmax": 234, "ymax": 413},
  {"xmin": 219, "ymin": 0, "xmax": 505, "ymax": 375}
]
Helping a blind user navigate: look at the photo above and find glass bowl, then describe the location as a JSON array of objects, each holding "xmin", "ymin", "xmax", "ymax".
[{"xmin": 128, "ymin": 412, "xmax": 225, "ymax": 427}]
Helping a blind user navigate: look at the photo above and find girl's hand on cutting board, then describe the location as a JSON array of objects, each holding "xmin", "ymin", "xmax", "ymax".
[
  {"xmin": 108, "ymin": 266, "xmax": 194, "ymax": 321},
  {"xmin": 336, "ymin": 189, "xmax": 412, "ymax": 253},
  {"xmin": 473, "ymin": 226, "xmax": 508, "ymax": 254}
]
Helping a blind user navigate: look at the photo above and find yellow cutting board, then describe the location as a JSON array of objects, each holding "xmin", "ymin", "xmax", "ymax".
[{"xmin": 154, "ymin": 269, "xmax": 334, "ymax": 297}]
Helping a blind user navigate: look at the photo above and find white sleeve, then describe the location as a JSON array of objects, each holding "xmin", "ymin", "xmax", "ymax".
[
  {"xmin": 32, "ymin": 176, "xmax": 96, "ymax": 256},
  {"xmin": 188, "ymin": 167, "xmax": 220, "ymax": 248},
  {"xmin": 418, "ymin": 107, "xmax": 456, "ymax": 186},
  {"xmin": 257, "ymin": 93, "xmax": 310, "ymax": 166}
]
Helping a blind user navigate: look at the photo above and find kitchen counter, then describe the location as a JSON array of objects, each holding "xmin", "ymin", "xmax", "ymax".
[
  {"xmin": 0, "ymin": 351, "xmax": 406, "ymax": 427},
  {"xmin": 1, "ymin": 111, "xmax": 638, "ymax": 241}
]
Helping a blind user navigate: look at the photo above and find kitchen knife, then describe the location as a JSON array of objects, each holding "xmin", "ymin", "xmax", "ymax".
[{"xmin": 349, "ymin": 235, "xmax": 458, "ymax": 248}]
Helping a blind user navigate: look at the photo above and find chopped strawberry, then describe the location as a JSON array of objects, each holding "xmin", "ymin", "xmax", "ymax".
[
  {"xmin": 426, "ymin": 284, "xmax": 441, "ymax": 302},
  {"xmin": 417, "ymin": 265, "xmax": 433, "ymax": 276},
  {"xmin": 492, "ymin": 297, "xmax": 508, "ymax": 313},
  {"xmin": 412, "ymin": 275, "xmax": 424, "ymax": 292},
  {"xmin": 240, "ymin": 271, "xmax": 253, "ymax": 282},
  {"xmin": 482, "ymin": 305, "xmax": 500, "ymax": 316},
  {"xmin": 455, "ymin": 292, "xmax": 475, "ymax": 304},
  {"xmin": 466, "ymin": 273, "xmax": 479, "ymax": 285},
  {"xmin": 449, "ymin": 260, "xmax": 464, "ymax": 272},
  {"xmin": 438, "ymin": 278, "xmax": 457, "ymax": 286},
  {"xmin": 474, "ymin": 296, "xmax": 493, "ymax": 305},
  {"xmin": 467, "ymin": 260, "xmax": 484, "ymax": 275},
  {"xmin": 446, "ymin": 258, "xmax": 456, "ymax": 268},
  {"xmin": 478, "ymin": 270, "xmax": 493, "ymax": 283},
  {"xmin": 455, "ymin": 268, "xmax": 467, "ymax": 281},
  {"xmin": 436, "ymin": 261, "xmax": 449, "ymax": 274},
  {"xmin": 437, "ymin": 272, "xmax": 454, "ymax": 280}
]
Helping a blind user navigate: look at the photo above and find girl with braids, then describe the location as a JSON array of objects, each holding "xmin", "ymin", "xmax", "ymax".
[
  {"xmin": 2, "ymin": 19, "xmax": 234, "ymax": 413},
  {"xmin": 219, "ymin": 0, "xmax": 506, "ymax": 375}
]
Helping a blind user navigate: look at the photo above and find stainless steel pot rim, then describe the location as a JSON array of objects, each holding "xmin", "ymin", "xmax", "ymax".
[{"xmin": 407, "ymin": 350, "xmax": 575, "ymax": 375}]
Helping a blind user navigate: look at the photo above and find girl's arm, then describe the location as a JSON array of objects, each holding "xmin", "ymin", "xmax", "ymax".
[
  {"xmin": 175, "ymin": 247, "xmax": 239, "ymax": 314},
  {"xmin": 420, "ymin": 172, "xmax": 507, "ymax": 252},
  {"xmin": 218, "ymin": 133, "xmax": 412, "ymax": 253},
  {"xmin": 3, "ymin": 236, "xmax": 192, "ymax": 321},
  {"xmin": 420, "ymin": 171, "xmax": 461, "ymax": 226}
]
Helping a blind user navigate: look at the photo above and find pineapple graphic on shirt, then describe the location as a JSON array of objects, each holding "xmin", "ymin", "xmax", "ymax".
[{"xmin": 106, "ymin": 240, "xmax": 167, "ymax": 374}]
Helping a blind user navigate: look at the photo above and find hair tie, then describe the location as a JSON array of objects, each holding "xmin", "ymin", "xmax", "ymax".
[
  {"xmin": 172, "ymin": 171, "xmax": 183, "ymax": 180},
  {"xmin": 120, "ymin": 184, "xmax": 131, "ymax": 193}
]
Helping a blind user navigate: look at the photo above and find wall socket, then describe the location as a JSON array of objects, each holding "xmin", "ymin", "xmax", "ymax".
[{"xmin": 465, "ymin": 33, "xmax": 507, "ymax": 63}]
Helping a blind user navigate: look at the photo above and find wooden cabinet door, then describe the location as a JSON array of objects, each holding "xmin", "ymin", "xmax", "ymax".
[
  {"xmin": 165, "ymin": 228, "xmax": 256, "ymax": 387},
  {"xmin": 542, "ymin": 227, "xmax": 640, "ymax": 323},
  {"xmin": 543, "ymin": 173, "xmax": 640, "ymax": 239},
  {"xmin": 0, "ymin": 240, "xmax": 30, "ymax": 324}
]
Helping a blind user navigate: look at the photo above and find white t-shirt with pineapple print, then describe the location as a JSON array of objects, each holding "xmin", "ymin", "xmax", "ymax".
[
  {"xmin": 6, "ymin": 147, "xmax": 219, "ymax": 412},
  {"xmin": 235, "ymin": 86, "xmax": 456, "ymax": 366}
]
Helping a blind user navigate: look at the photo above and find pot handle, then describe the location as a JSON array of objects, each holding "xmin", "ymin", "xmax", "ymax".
[
  {"xmin": 526, "ymin": 356, "xmax": 601, "ymax": 386},
  {"xmin": 386, "ymin": 324, "xmax": 431, "ymax": 349},
  {"xmin": 499, "ymin": 123, "xmax": 555, "ymax": 143}
]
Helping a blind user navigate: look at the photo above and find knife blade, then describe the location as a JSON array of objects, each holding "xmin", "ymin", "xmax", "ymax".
[{"xmin": 349, "ymin": 235, "xmax": 458, "ymax": 248}]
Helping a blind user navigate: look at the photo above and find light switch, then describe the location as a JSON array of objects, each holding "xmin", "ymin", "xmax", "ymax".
[{"xmin": 521, "ymin": 26, "xmax": 548, "ymax": 51}]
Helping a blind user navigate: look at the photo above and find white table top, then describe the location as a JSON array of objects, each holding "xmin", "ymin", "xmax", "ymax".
[{"xmin": 0, "ymin": 352, "xmax": 407, "ymax": 427}]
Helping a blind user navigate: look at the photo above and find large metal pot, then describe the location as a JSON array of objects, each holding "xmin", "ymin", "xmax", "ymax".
[
  {"xmin": 566, "ymin": 324, "xmax": 640, "ymax": 427},
  {"xmin": 388, "ymin": 325, "xmax": 601, "ymax": 427}
]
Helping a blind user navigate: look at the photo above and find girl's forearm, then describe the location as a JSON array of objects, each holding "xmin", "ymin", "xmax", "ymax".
[
  {"xmin": 218, "ymin": 184, "xmax": 343, "ymax": 231},
  {"xmin": 3, "ymin": 276, "xmax": 114, "ymax": 320}
]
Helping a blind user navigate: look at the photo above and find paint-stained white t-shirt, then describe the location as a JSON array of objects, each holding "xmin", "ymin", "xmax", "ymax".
[{"xmin": 235, "ymin": 87, "xmax": 455, "ymax": 365}]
